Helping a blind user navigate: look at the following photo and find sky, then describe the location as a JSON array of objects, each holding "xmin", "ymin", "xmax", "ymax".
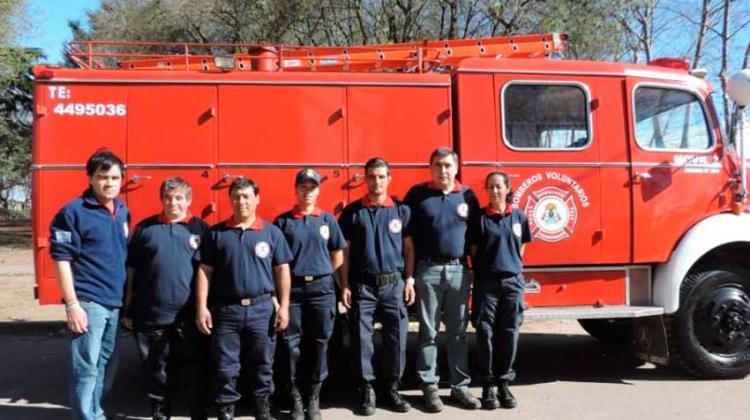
[{"xmin": 20, "ymin": 0, "xmax": 98, "ymax": 64}]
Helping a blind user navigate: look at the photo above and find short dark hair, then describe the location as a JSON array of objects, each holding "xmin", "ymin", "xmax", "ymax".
[
  {"xmin": 364, "ymin": 157, "xmax": 390, "ymax": 175},
  {"xmin": 229, "ymin": 177, "xmax": 259, "ymax": 197},
  {"xmin": 160, "ymin": 177, "xmax": 192, "ymax": 200},
  {"xmin": 429, "ymin": 147, "xmax": 458, "ymax": 165},
  {"xmin": 485, "ymin": 171, "xmax": 513, "ymax": 203},
  {"xmin": 86, "ymin": 149, "xmax": 124, "ymax": 177}
]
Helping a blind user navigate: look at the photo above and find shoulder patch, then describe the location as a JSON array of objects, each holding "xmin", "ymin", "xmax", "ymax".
[
  {"xmin": 55, "ymin": 230, "xmax": 72, "ymax": 243},
  {"xmin": 189, "ymin": 234, "xmax": 201, "ymax": 250}
]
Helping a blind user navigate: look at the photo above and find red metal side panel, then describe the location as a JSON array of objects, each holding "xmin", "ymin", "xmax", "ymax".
[
  {"xmin": 125, "ymin": 86, "xmax": 218, "ymax": 225},
  {"xmin": 346, "ymin": 85, "xmax": 452, "ymax": 200},
  {"xmin": 217, "ymin": 85, "xmax": 347, "ymax": 219},
  {"xmin": 523, "ymin": 269, "xmax": 627, "ymax": 307},
  {"xmin": 33, "ymin": 84, "xmax": 127, "ymax": 163}
]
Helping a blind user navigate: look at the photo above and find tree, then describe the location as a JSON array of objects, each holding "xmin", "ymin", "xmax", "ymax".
[{"xmin": 0, "ymin": 0, "xmax": 37, "ymax": 210}]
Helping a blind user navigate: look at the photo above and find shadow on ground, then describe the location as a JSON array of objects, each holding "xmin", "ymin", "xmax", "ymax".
[{"xmin": 0, "ymin": 326, "xmax": 693, "ymax": 419}]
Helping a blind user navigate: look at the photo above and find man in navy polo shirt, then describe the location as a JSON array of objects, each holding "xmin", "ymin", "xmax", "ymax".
[
  {"xmin": 123, "ymin": 177, "xmax": 210, "ymax": 420},
  {"xmin": 339, "ymin": 157, "xmax": 416, "ymax": 417},
  {"xmin": 404, "ymin": 147, "xmax": 481, "ymax": 412},
  {"xmin": 274, "ymin": 168, "xmax": 346, "ymax": 420},
  {"xmin": 195, "ymin": 177, "xmax": 293, "ymax": 420},
  {"xmin": 50, "ymin": 149, "xmax": 129, "ymax": 420}
]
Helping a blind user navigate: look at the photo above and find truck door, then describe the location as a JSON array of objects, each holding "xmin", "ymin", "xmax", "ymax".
[
  {"xmin": 475, "ymin": 75, "xmax": 608, "ymax": 265},
  {"xmin": 345, "ymin": 82, "xmax": 452, "ymax": 201},
  {"xmin": 217, "ymin": 84, "xmax": 348, "ymax": 221},
  {"xmin": 124, "ymin": 85, "xmax": 218, "ymax": 226},
  {"xmin": 625, "ymin": 80, "xmax": 722, "ymax": 262}
]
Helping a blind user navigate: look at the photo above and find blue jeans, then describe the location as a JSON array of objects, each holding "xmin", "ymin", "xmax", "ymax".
[
  {"xmin": 68, "ymin": 301, "xmax": 120, "ymax": 420},
  {"xmin": 415, "ymin": 262, "xmax": 471, "ymax": 389}
]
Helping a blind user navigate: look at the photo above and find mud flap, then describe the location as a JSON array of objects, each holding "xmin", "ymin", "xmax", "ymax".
[{"xmin": 633, "ymin": 315, "xmax": 669, "ymax": 365}]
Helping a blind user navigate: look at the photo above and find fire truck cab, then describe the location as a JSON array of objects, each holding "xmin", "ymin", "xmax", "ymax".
[{"xmin": 31, "ymin": 33, "xmax": 750, "ymax": 379}]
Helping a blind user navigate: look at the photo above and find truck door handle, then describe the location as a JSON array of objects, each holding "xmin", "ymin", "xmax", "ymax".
[
  {"xmin": 633, "ymin": 172, "xmax": 652, "ymax": 183},
  {"xmin": 351, "ymin": 173, "xmax": 364, "ymax": 182},
  {"xmin": 128, "ymin": 175, "xmax": 152, "ymax": 184}
]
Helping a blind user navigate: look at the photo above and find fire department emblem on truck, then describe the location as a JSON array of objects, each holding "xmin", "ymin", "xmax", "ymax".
[{"xmin": 524, "ymin": 186, "xmax": 578, "ymax": 243}]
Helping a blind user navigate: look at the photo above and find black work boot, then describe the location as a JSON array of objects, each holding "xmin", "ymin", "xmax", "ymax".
[
  {"xmin": 218, "ymin": 404, "xmax": 235, "ymax": 420},
  {"xmin": 150, "ymin": 400, "xmax": 169, "ymax": 420},
  {"xmin": 289, "ymin": 385, "xmax": 304, "ymax": 420},
  {"xmin": 356, "ymin": 382, "xmax": 376, "ymax": 416},
  {"xmin": 498, "ymin": 382, "xmax": 517, "ymax": 409},
  {"xmin": 480, "ymin": 385, "xmax": 500, "ymax": 410},
  {"xmin": 189, "ymin": 404, "xmax": 208, "ymax": 420},
  {"xmin": 384, "ymin": 381, "xmax": 411, "ymax": 413},
  {"xmin": 420, "ymin": 383, "xmax": 443, "ymax": 413},
  {"xmin": 306, "ymin": 382, "xmax": 323, "ymax": 420},
  {"xmin": 255, "ymin": 394, "xmax": 277, "ymax": 420}
]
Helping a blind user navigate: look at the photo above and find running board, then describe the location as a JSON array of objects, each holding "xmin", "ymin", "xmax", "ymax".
[{"xmin": 525, "ymin": 305, "xmax": 664, "ymax": 320}]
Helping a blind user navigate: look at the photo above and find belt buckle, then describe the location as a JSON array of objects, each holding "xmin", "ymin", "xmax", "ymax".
[
  {"xmin": 304, "ymin": 275, "xmax": 314, "ymax": 282},
  {"xmin": 240, "ymin": 297, "xmax": 251, "ymax": 306}
]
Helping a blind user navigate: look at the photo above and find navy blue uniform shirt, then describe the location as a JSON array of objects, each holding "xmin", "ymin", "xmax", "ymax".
[
  {"xmin": 201, "ymin": 217, "xmax": 293, "ymax": 302},
  {"xmin": 274, "ymin": 207, "xmax": 346, "ymax": 277},
  {"xmin": 473, "ymin": 206, "xmax": 532, "ymax": 276},
  {"xmin": 49, "ymin": 189, "xmax": 130, "ymax": 308},
  {"xmin": 403, "ymin": 181, "xmax": 480, "ymax": 261},
  {"xmin": 127, "ymin": 212, "xmax": 209, "ymax": 327},
  {"xmin": 338, "ymin": 196, "xmax": 411, "ymax": 277}
]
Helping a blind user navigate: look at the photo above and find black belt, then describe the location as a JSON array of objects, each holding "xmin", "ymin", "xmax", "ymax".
[
  {"xmin": 361, "ymin": 271, "xmax": 400, "ymax": 286},
  {"xmin": 424, "ymin": 257, "xmax": 465, "ymax": 266},
  {"xmin": 214, "ymin": 293, "xmax": 273, "ymax": 307},
  {"xmin": 292, "ymin": 274, "xmax": 329, "ymax": 283}
]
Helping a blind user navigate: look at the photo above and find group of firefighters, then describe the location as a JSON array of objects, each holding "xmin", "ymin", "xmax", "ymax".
[{"xmin": 49, "ymin": 147, "xmax": 532, "ymax": 420}]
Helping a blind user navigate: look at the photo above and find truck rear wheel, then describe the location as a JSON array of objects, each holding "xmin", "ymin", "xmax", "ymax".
[
  {"xmin": 667, "ymin": 266, "xmax": 750, "ymax": 379},
  {"xmin": 578, "ymin": 318, "xmax": 633, "ymax": 343}
]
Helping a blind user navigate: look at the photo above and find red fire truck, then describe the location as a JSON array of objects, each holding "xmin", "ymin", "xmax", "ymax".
[{"xmin": 31, "ymin": 33, "xmax": 750, "ymax": 379}]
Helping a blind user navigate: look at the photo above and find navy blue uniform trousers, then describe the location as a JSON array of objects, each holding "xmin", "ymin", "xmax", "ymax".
[
  {"xmin": 277, "ymin": 275, "xmax": 336, "ymax": 386},
  {"xmin": 135, "ymin": 318, "xmax": 210, "ymax": 410},
  {"xmin": 472, "ymin": 273, "xmax": 525, "ymax": 384},
  {"xmin": 349, "ymin": 275, "xmax": 408, "ymax": 383},
  {"xmin": 212, "ymin": 299, "xmax": 276, "ymax": 404}
]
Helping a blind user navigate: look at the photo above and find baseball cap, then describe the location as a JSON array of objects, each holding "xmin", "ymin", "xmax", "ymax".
[{"xmin": 295, "ymin": 168, "xmax": 321, "ymax": 186}]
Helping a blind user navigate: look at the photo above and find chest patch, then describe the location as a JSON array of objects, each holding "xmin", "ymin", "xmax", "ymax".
[
  {"xmin": 456, "ymin": 203, "xmax": 469, "ymax": 218},
  {"xmin": 189, "ymin": 234, "xmax": 201, "ymax": 250},
  {"xmin": 388, "ymin": 218, "xmax": 403, "ymax": 234},
  {"xmin": 512, "ymin": 222, "xmax": 522, "ymax": 238},
  {"xmin": 319, "ymin": 224, "xmax": 330, "ymax": 240},
  {"xmin": 255, "ymin": 241, "xmax": 271, "ymax": 258}
]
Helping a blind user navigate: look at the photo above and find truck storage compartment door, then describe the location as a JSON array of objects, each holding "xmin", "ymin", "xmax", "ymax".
[
  {"xmin": 125, "ymin": 85, "xmax": 218, "ymax": 226},
  {"xmin": 32, "ymin": 83, "xmax": 128, "ymax": 304},
  {"xmin": 345, "ymin": 82, "xmax": 452, "ymax": 201},
  {"xmin": 217, "ymin": 84, "xmax": 347, "ymax": 220}
]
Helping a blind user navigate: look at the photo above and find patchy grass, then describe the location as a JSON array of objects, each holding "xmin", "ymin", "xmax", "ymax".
[{"xmin": 0, "ymin": 219, "xmax": 32, "ymax": 249}]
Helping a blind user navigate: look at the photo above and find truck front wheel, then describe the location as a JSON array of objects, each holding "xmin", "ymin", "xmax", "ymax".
[{"xmin": 667, "ymin": 266, "xmax": 750, "ymax": 379}]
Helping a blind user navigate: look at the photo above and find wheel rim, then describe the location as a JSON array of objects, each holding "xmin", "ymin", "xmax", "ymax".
[{"xmin": 694, "ymin": 284, "xmax": 750, "ymax": 355}]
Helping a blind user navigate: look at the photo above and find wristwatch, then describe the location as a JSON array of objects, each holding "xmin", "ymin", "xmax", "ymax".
[{"xmin": 405, "ymin": 277, "xmax": 415, "ymax": 287}]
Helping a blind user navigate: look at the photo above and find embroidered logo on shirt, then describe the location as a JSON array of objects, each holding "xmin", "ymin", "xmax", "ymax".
[
  {"xmin": 513, "ymin": 222, "xmax": 523, "ymax": 238},
  {"xmin": 255, "ymin": 241, "xmax": 271, "ymax": 258},
  {"xmin": 456, "ymin": 203, "xmax": 469, "ymax": 218},
  {"xmin": 189, "ymin": 234, "xmax": 201, "ymax": 250},
  {"xmin": 319, "ymin": 225, "xmax": 330, "ymax": 240},
  {"xmin": 388, "ymin": 218, "xmax": 403, "ymax": 234},
  {"xmin": 123, "ymin": 222, "xmax": 129, "ymax": 237},
  {"xmin": 55, "ymin": 230, "xmax": 72, "ymax": 243}
]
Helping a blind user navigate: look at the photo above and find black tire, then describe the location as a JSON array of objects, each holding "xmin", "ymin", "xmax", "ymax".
[
  {"xmin": 666, "ymin": 266, "xmax": 750, "ymax": 379},
  {"xmin": 578, "ymin": 318, "xmax": 634, "ymax": 344}
]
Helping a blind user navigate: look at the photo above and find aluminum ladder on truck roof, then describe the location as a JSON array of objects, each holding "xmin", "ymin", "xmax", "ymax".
[{"xmin": 67, "ymin": 32, "xmax": 566, "ymax": 73}]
